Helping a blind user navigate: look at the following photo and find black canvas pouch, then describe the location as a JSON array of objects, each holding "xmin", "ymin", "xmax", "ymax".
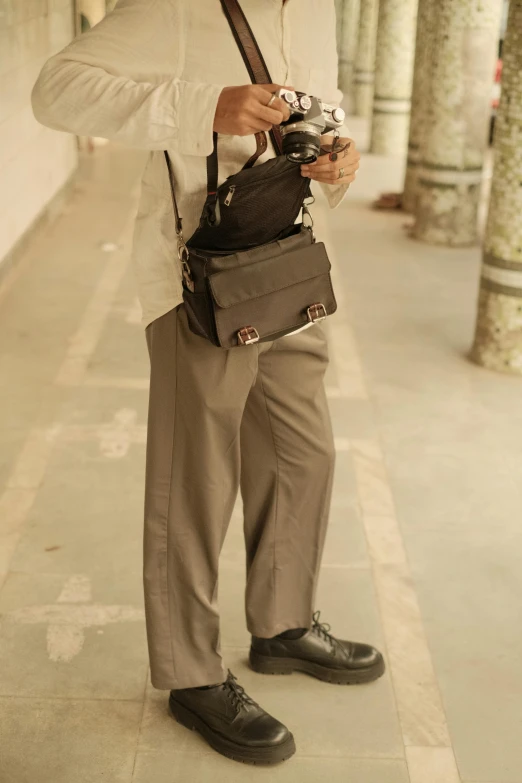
[{"xmin": 190, "ymin": 154, "xmax": 312, "ymax": 253}]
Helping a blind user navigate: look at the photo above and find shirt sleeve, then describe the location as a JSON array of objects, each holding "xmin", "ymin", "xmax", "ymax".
[
  {"xmin": 31, "ymin": 0, "xmax": 225, "ymax": 156},
  {"xmin": 318, "ymin": 0, "xmax": 351, "ymax": 209}
]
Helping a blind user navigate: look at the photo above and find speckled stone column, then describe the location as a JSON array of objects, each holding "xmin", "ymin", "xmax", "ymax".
[
  {"xmin": 471, "ymin": 1, "xmax": 522, "ymax": 374},
  {"xmin": 338, "ymin": 0, "xmax": 361, "ymax": 100},
  {"xmin": 354, "ymin": 0, "xmax": 379, "ymax": 118},
  {"xmin": 370, "ymin": 0, "xmax": 418, "ymax": 156},
  {"xmin": 402, "ymin": 0, "xmax": 435, "ymax": 213},
  {"xmin": 412, "ymin": 0, "xmax": 502, "ymax": 245}
]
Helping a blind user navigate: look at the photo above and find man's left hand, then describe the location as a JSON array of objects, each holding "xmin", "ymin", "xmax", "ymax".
[{"xmin": 300, "ymin": 137, "xmax": 360, "ymax": 185}]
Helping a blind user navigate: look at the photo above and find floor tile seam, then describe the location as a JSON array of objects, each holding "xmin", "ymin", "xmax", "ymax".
[
  {"xmin": 82, "ymin": 375, "xmax": 150, "ymax": 389},
  {"xmin": 0, "ymin": 694, "xmax": 145, "ymax": 703},
  {"xmin": 405, "ymin": 745, "xmax": 461, "ymax": 783},
  {"xmin": 219, "ymin": 562, "xmax": 371, "ymax": 572},
  {"xmin": 324, "ymin": 207, "xmax": 460, "ymax": 778},
  {"xmin": 0, "ymin": 568, "xmax": 146, "ymax": 587},
  {"xmin": 133, "ymin": 747, "xmax": 407, "ymax": 762},
  {"xmin": 7, "ymin": 422, "xmax": 148, "ymax": 444},
  {"xmin": 77, "ymin": 374, "xmax": 373, "ymax": 397},
  {"xmin": 286, "ymin": 751, "xmax": 407, "ymax": 761}
]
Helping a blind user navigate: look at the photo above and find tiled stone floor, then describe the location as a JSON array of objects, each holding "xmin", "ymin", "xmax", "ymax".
[{"xmin": 0, "ymin": 132, "xmax": 521, "ymax": 783}]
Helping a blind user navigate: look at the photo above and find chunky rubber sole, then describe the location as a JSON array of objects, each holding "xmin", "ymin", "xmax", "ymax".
[
  {"xmin": 249, "ymin": 648, "xmax": 386, "ymax": 685},
  {"xmin": 169, "ymin": 697, "xmax": 296, "ymax": 766}
]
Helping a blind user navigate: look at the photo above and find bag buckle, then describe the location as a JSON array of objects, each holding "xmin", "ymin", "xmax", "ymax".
[
  {"xmin": 307, "ymin": 303, "xmax": 328, "ymax": 323},
  {"xmin": 238, "ymin": 326, "xmax": 260, "ymax": 346},
  {"xmin": 178, "ymin": 243, "xmax": 195, "ymax": 293},
  {"xmin": 302, "ymin": 202, "xmax": 316, "ymax": 241}
]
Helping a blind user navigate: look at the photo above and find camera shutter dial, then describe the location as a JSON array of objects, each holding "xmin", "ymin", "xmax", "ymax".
[{"xmin": 280, "ymin": 90, "xmax": 298, "ymax": 104}]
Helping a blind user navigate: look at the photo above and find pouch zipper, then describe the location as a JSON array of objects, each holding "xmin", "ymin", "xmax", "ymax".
[
  {"xmin": 221, "ymin": 170, "xmax": 309, "ymax": 207},
  {"xmin": 224, "ymin": 186, "xmax": 236, "ymax": 207},
  {"xmin": 222, "ymin": 164, "xmax": 309, "ymax": 195}
]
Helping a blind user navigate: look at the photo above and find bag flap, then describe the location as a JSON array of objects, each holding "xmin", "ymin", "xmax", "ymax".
[{"xmin": 209, "ymin": 242, "xmax": 331, "ymax": 309}]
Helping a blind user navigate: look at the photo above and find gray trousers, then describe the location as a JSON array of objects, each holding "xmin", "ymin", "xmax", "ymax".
[{"xmin": 144, "ymin": 306, "xmax": 335, "ymax": 689}]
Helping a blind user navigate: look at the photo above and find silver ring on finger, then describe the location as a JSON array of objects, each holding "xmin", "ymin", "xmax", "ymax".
[
  {"xmin": 267, "ymin": 94, "xmax": 277, "ymax": 107},
  {"xmin": 338, "ymin": 167, "xmax": 345, "ymax": 180}
]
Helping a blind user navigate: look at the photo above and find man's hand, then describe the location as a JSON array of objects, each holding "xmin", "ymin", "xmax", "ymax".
[
  {"xmin": 300, "ymin": 137, "xmax": 360, "ymax": 186},
  {"xmin": 214, "ymin": 84, "xmax": 291, "ymax": 136}
]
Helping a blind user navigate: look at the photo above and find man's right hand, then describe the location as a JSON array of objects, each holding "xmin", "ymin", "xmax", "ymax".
[{"xmin": 214, "ymin": 84, "xmax": 292, "ymax": 136}]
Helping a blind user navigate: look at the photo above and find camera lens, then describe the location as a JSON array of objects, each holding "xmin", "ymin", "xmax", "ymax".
[{"xmin": 282, "ymin": 131, "xmax": 321, "ymax": 164}]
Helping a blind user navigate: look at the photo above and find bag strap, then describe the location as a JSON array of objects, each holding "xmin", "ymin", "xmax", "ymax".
[
  {"xmin": 219, "ymin": 0, "xmax": 283, "ymax": 156},
  {"xmin": 202, "ymin": 0, "xmax": 284, "ymax": 197},
  {"xmin": 164, "ymin": 150, "xmax": 183, "ymax": 238},
  {"xmin": 165, "ymin": 0, "xmax": 285, "ymax": 241}
]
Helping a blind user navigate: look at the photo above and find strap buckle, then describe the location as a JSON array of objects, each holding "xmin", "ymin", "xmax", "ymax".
[
  {"xmin": 178, "ymin": 243, "xmax": 195, "ymax": 293},
  {"xmin": 302, "ymin": 202, "xmax": 315, "ymax": 241},
  {"xmin": 307, "ymin": 303, "xmax": 328, "ymax": 323},
  {"xmin": 238, "ymin": 326, "xmax": 260, "ymax": 346}
]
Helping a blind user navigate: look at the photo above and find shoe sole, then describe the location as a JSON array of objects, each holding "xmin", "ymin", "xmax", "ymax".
[
  {"xmin": 249, "ymin": 648, "xmax": 386, "ymax": 685},
  {"xmin": 169, "ymin": 698, "xmax": 296, "ymax": 766}
]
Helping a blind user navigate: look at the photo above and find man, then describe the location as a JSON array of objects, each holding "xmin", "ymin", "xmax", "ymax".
[{"xmin": 32, "ymin": 0, "xmax": 384, "ymax": 766}]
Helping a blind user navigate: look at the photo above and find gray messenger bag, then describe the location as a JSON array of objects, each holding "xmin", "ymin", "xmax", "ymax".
[{"xmin": 163, "ymin": 0, "xmax": 337, "ymax": 349}]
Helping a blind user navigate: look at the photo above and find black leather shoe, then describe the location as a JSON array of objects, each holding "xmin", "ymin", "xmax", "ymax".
[
  {"xmin": 250, "ymin": 611, "xmax": 386, "ymax": 685},
  {"xmin": 169, "ymin": 670, "xmax": 295, "ymax": 765}
]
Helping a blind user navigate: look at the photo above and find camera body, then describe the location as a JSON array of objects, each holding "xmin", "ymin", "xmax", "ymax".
[{"xmin": 274, "ymin": 89, "xmax": 346, "ymax": 164}]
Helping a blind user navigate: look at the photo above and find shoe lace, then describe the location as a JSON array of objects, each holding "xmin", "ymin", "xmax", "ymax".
[
  {"xmin": 311, "ymin": 610, "xmax": 343, "ymax": 653},
  {"xmin": 224, "ymin": 670, "xmax": 258, "ymax": 712}
]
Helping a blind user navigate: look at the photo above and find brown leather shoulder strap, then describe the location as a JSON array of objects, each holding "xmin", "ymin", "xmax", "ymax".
[
  {"xmin": 165, "ymin": 0, "xmax": 285, "ymax": 234},
  {"xmin": 219, "ymin": 0, "xmax": 272, "ymax": 85},
  {"xmin": 244, "ymin": 131, "xmax": 268, "ymax": 169},
  {"xmin": 219, "ymin": 0, "xmax": 283, "ymax": 155}
]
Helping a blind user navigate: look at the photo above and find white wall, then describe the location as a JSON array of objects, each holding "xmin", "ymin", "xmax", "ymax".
[{"xmin": 0, "ymin": 0, "xmax": 78, "ymax": 264}]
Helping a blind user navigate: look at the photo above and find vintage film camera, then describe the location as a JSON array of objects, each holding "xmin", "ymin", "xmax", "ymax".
[{"xmin": 274, "ymin": 89, "xmax": 346, "ymax": 164}]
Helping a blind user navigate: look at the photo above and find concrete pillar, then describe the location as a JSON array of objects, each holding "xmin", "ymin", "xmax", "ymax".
[
  {"xmin": 471, "ymin": 1, "xmax": 522, "ymax": 374},
  {"xmin": 402, "ymin": 0, "xmax": 435, "ymax": 213},
  {"xmin": 338, "ymin": 0, "xmax": 361, "ymax": 100},
  {"xmin": 335, "ymin": 0, "xmax": 344, "ymax": 55},
  {"xmin": 412, "ymin": 0, "xmax": 502, "ymax": 245},
  {"xmin": 353, "ymin": 0, "xmax": 379, "ymax": 118},
  {"xmin": 370, "ymin": 0, "xmax": 418, "ymax": 156}
]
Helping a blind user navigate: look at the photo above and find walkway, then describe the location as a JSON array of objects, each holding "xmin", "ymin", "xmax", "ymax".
[{"xmin": 0, "ymin": 134, "xmax": 521, "ymax": 783}]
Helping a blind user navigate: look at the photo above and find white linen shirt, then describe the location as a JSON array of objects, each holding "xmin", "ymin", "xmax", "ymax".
[{"xmin": 32, "ymin": 0, "xmax": 349, "ymax": 327}]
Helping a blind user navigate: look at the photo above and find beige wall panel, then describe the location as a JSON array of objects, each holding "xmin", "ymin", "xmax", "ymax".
[{"xmin": 0, "ymin": 0, "xmax": 78, "ymax": 265}]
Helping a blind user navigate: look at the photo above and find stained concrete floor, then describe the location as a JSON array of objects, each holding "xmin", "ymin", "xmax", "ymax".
[{"xmin": 0, "ymin": 128, "xmax": 521, "ymax": 783}]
